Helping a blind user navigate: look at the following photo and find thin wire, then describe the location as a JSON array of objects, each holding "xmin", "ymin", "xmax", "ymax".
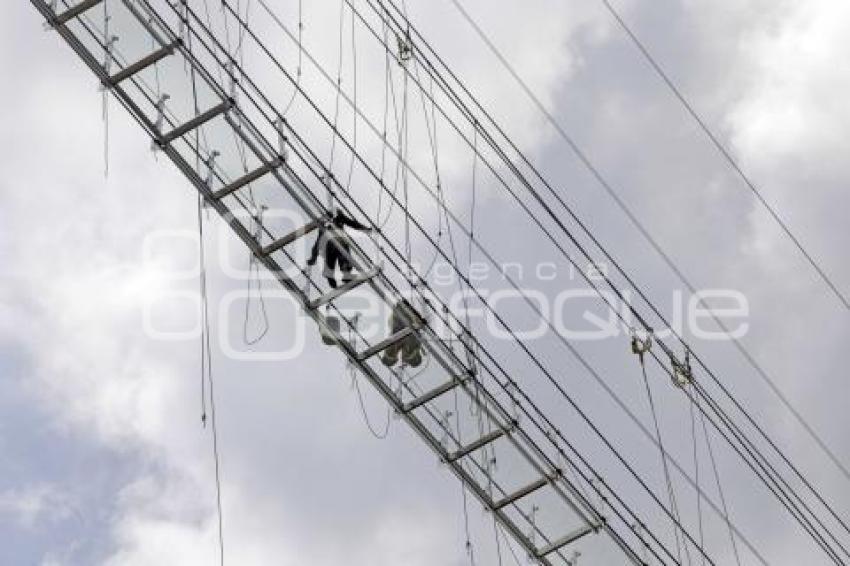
[
  {"xmin": 375, "ymin": 0, "xmax": 391, "ymax": 233},
  {"xmin": 453, "ymin": 388, "xmax": 476, "ymax": 566},
  {"xmin": 102, "ymin": 0, "xmax": 110, "ymax": 178},
  {"xmin": 235, "ymin": 0, "xmax": 251, "ymax": 66},
  {"xmin": 328, "ymin": 0, "xmax": 346, "ymax": 173},
  {"xmin": 187, "ymin": 7, "xmax": 225, "ymax": 563},
  {"xmin": 184, "ymin": 0, "xmax": 208, "ymax": 427},
  {"xmin": 376, "ymin": 17, "xmax": 404, "ymax": 231},
  {"xmin": 243, "ymin": 214, "xmax": 270, "ymax": 345},
  {"xmin": 199, "ymin": 193, "xmax": 225, "ymax": 566},
  {"xmin": 469, "ymin": 125, "xmax": 478, "ymax": 272},
  {"xmin": 464, "ymin": 125, "xmax": 479, "ymax": 374},
  {"xmin": 697, "ymin": 389, "xmax": 743, "ymax": 566},
  {"xmin": 598, "ymin": 0, "xmax": 848, "ymax": 310},
  {"xmin": 281, "ymin": 0, "xmax": 303, "ymax": 116},
  {"xmin": 496, "ymin": 522, "xmax": 524, "ymax": 566},
  {"xmin": 492, "ymin": 514, "xmax": 504, "ymax": 566},
  {"xmin": 638, "ymin": 356, "xmax": 689, "ymax": 565},
  {"xmin": 689, "ymin": 384, "xmax": 707, "ymax": 566},
  {"xmin": 345, "ymin": 2, "xmax": 358, "ymax": 193},
  {"xmin": 402, "ymin": 67, "xmax": 411, "ymax": 262},
  {"xmin": 351, "ymin": 366, "xmax": 391, "ymax": 439},
  {"xmin": 414, "ymin": 63, "xmax": 445, "ymax": 279}
]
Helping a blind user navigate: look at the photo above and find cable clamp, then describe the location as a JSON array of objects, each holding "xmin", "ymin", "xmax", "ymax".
[
  {"xmin": 396, "ymin": 32, "xmax": 413, "ymax": 64},
  {"xmin": 203, "ymin": 150, "xmax": 220, "ymax": 207},
  {"xmin": 670, "ymin": 348, "xmax": 693, "ymax": 388},
  {"xmin": 630, "ymin": 329, "xmax": 652, "ymax": 363},
  {"xmin": 98, "ymin": 34, "xmax": 119, "ymax": 91},
  {"xmin": 150, "ymin": 93, "xmax": 171, "ymax": 151},
  {"xmin": 273, "ymin": 118, "xmax": 289, "ymax": 163}
]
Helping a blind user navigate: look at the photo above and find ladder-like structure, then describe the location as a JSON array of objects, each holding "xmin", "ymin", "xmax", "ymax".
[{"xmin": 32, "ymin": 1, "xmax": 644, "ymax": 563}]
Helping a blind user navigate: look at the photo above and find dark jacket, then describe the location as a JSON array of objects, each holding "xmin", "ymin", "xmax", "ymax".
[{"xmin": 308, "ymin": 211, "xmax": 371, "ymax": 264}]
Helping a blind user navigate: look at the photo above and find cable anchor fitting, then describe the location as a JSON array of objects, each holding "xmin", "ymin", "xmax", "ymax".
[
  {"xmin": 203, "ymin": 150, "xmax": 221, "ymax": 207},
  {"xmin": 396, "ymin": 32, "xmax": 413, "ymax": 65},
  {"xmin": 273, "ymin": 118, "xmax": 289, "ymax": 163},
  {"xmin": 225, "ymin": 60, "xmax": 239, "ymax": 103},
  {"xmin": 150, "ymin": 93, "xmax": 171, "ymax": 150},
  {"xmin": 670, "ymin": 348, "xmax": 693, "ymax": 388},
  {"xmin": 630, "ymin": 330, "xmax": 652, "ymax": 364},
  {"xmin": 177, "ymin": 0, "xmax": 188, "ymax": 40},
  {"xmin": 99, "ymin": 34, "xmax": 119, "ymax": 89}
]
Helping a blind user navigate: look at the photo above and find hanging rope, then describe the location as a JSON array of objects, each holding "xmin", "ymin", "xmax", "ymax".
[
  {"xmin": 344, "ymin": 3, "xmax": 358, "ymax": 193},
  {"xmin": 391, "ymin": 12, "xmax": 412, "ymax": 265},
  {"xmin": 350, "ymin": 366, "xmax": 391, "ymax": 439},
  {"xmin": 234, "ymin": 0, "xmax": 251, "ymax": 67},
  {"xmin": 373, "ymin": 1, "xmax": 391, "ymax": 254},
  {"xmin": 633, "ymin": 335, "xmax": 691, "ymax": 565},
  {"xmin": 345, "ymin": 314, "xmax": 391, "ymax": 439},
  {"xmin": 495, "ymin": 522, "xmax": 523, "ymax": 566},
  {"xmin": 327, "ymin": 0, "xmax": 346, "ymax": 175},
  {"xmin": 243, "ymin": 206, "xmax": 270, "ymax": 345},
  {"xmin": 461, "ymin": 123, "xmax": 480, "ymax": 375},
  {"xmin": 101, "ymin": 1, "xmax": 114, "ymax": 178},
  {"xmin": 197, "ymin": 191, "xmax": 225, "ymax": 566},
  {"xmin": 452, "ymin": 387, "xmax": 477, "ymax": 566},
  {"xmin": 417, "ymin": 67, "xmax": 446, "ymax": 280},
  {"xmin": 689, "ymin": 382, "xmax": 706, "ymax": 566},
  {"xmin": 697, "ymin": 386, "xmax": 743, "ymax": 566},
  {"xmin": 281, "ymin": 0, "xmax": 303, "ymax": 116},
  {"xmin": 377, "ymin": 42, "xmax": 405, "ymax": 230},
  {"xmin": 186, "ymin": 8, "xmax": 225, "ymax": 563}
]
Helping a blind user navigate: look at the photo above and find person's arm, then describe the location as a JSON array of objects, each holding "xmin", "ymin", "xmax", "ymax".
[
  {"xmin": 337, "ymin": 212, "xmax": 372, "ymax": 232},
  {"xmin": 306, "ymin": 231, "xmax": 320, "ymax": 265}
]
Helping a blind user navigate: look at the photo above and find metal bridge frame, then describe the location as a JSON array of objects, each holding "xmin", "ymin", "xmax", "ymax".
[{"xmin": 31, "ymin": 1, "xmax": 648, "ymax": 563}]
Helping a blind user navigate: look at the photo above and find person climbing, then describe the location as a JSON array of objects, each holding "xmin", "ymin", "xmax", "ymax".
[
  {"xmin": 306, "ymin": 209, "xmax": 373, "ymax": 289},
  {"xmin": 381, "ymin": 298, "xmax": 426, "ymax": 368}
]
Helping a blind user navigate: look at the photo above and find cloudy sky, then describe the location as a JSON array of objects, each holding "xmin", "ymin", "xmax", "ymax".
[{"xmin": 2, "ymin": 0, "xmax": 849, "ymax": 565}]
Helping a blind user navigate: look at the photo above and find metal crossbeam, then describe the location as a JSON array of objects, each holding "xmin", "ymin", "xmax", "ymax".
[
  {"xmin": 493, "ymin": 475, "xmax": 552, "ymax": 510},
  {"xmin": 536, "ymin": 523, "xmax": 598, "ymax": 558},
  {"xmin": 262, "ymin": 219, "xmax": 321, "ymax": 256},
  {"xmin": 308, "ymin": 268, "xmax": 379, "ymax": 309},
  {"xmin": 108, "ymin": 40, "xmax": 180, "ymax": 86},
  {"xmin": 50, "ymin": 0, "xmax": 103, "ymax": 27},
  {"xmin": 159, "ymin": 100, "xmax": 232, "ymax": 146},
  {"xmin": 358, "ymin": 327, "xmax": 413, "ymax": 361},
  {"xmin": 211, "ymin": 158, "xmax": 281, "ymax": 201},
  {"xmin": 403, "ymin": 376, "xmax": 467, "ymax": 413},
  {"xmin": 448, "ymin": 428, "xmax": 507, "ymax": 462}
]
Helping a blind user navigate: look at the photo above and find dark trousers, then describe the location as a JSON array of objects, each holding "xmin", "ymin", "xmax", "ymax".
[{"xmin": 325, "ymin": 242, "xmax": 353, "ymax": 289}]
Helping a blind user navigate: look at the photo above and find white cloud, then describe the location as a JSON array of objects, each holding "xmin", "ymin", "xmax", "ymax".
[
  {"xmin": 0, "ymin": 484, "xmax": 76, "ymax": 530},
  {"xmin": 730, "ymin": 0, "xmax": 850, "ymax": 164}
]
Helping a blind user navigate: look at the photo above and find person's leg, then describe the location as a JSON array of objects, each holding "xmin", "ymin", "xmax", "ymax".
[
  {"xmin": 381, "ymin": 342, "xmax": 400, "ymax": 366},
  {"xmin": 325, "ymin": 244, "xmax": 340, "ymax": 288},
  {"xmin": 339, "ymin": 244, "xmax": 355, "ymax": 282},
  {"xmin": 402, "ymin": 336, "xmax": 422, "ymax": 367}
]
